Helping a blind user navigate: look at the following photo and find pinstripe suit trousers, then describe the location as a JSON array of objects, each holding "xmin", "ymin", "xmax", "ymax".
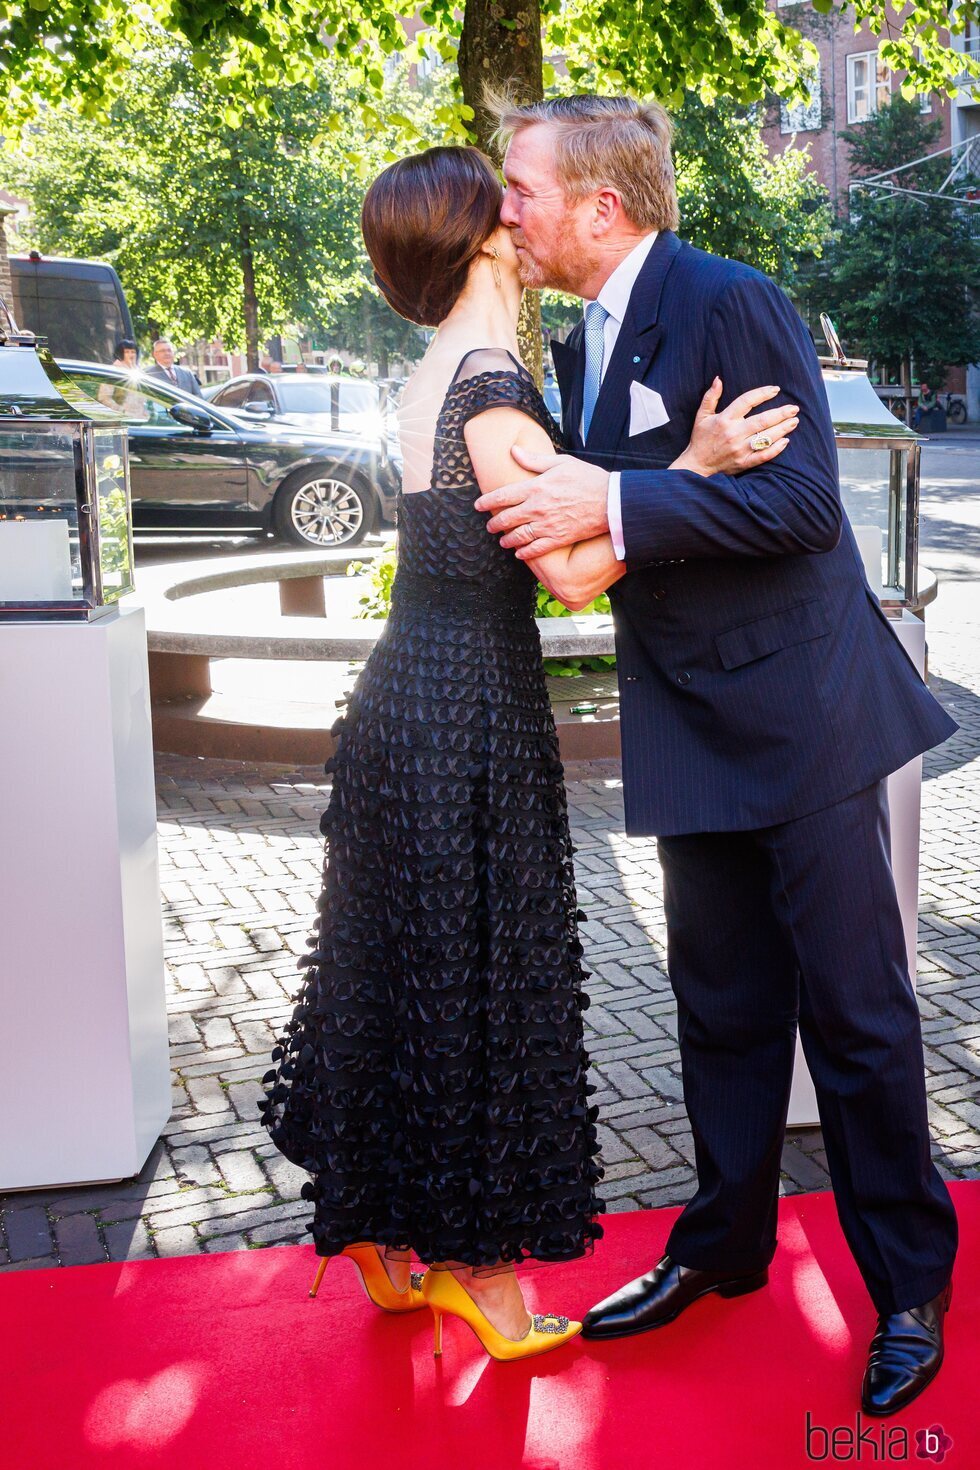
[{"xmin": 658, "ymin": 781, "xmax": 957, "ymax": 1315}]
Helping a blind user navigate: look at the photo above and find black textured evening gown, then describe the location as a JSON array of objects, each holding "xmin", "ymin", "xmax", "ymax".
[{"xmin": 259, "ymin": 349, "xmax": 604, "ymax": 1270}]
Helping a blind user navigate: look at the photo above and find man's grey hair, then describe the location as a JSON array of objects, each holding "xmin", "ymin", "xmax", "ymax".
[
  {"xmin": 152, "ymin": 338, "xmax": 174, "ymax": 350},
  {"xmin": 489, "ymin": 91, "xmax": 680, "ymax": 233}
]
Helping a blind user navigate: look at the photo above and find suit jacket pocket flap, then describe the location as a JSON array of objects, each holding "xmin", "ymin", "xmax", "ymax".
[{"xmin": 715, "ymin": 600, "xmax": 830, "ymax": 671}]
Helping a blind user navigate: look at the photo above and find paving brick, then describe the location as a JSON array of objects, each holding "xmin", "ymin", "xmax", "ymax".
[
  {"xmin": 53, "ymin": 1212, "xmax": 105, "ymax": 1266},
  {"xmin": 227, "ymin": 1080, "xmax": 267, "ymax": 1123},
  {"xmin": 196, "ymin": 1199, "xmax": 308, "ymax": 1239},
  {"xmin": 202, "ymin": 1017, "xmax": 239, "ymax": 1049},
  {"xmin": 217, "ymin": 1150, "xmax": 269, "ymax": 1194},
  {"xmin": 103, "ymin": 1219, "xmax": 155, "ymax": 1262},
  {"xmin": 781, "ymin": 1144, "xmax": 832, "ymax": 1191},
  {"xmin": 185, "ymin": 1075, "xmax": 233, "ymax": 1115},
  {"xmin": 2, "ymin": 1205, "xmax": 53, "ymax": 1262},
  {"xmin": 622, "ymin": 1126, "xmax": 685, "ymax": 1171},
  {"xmin": 153, "ymin": 1224, "xmax": 201, "ymax": 1257},
  {"xmin": 172, "ymin": 1145, "xmax": 222, "ymax": 1190},
  {"xmin": 596, "ymin": 1060, "xmax": 650, "ymax": 1100}
]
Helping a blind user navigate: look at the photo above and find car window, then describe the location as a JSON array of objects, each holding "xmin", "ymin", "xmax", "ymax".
[
  {"xmin": 337, "ymin": 382, "xmax": 379, "ymax": 416},
  {"xmin": 275, "ymin": 380, "xmax": 334, "ymax": 413},
  {"xmin": 276, "ymin": 379, "xmax": 380, "ymax": 418},
  {"xmin": 245, "ymin": 381, "xmax": 275, "ymax": 406},
  {"xmin": 65, "ymin": 370, "xmax": 176, "ymax": 426},
  {"xmin": 216, "ymin": 381, "xmax": 250, "ymax": 408}
]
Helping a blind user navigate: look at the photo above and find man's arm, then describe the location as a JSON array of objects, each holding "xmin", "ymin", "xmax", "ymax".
[
  {"xmin": 477, "ymin": 368, "xmax": 802, "ymax": 561},
  {"xmin": 466, "ymin": 407, "xmax": 624, "ymax": 609},
  {"xmin": 616, "ymin": 270, "xmax": 841, "ymax": 566}
]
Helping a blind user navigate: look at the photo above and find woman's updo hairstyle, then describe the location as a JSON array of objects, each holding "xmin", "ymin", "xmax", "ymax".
[{"xmin": 361, "ymin": 146, "xmax": 503, "ymax": 328}]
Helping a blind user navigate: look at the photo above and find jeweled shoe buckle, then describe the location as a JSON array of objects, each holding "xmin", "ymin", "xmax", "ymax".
[{"xmin": 532, "ymin": 1313, "xmax": 570, "ymax": 1335}]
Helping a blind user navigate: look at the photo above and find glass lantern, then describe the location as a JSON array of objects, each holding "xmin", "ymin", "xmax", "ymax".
[
  {"xmin": 819, "ymin": 316, "xmax": 920, "ymax": 614},
  {"xmin": 0, "ymin": 326, "xmax": 135, "ymax": 621}
]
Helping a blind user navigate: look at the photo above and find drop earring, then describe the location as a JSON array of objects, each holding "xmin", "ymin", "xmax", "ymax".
[{"xmin": 490, "ymin": 247, "xmax": 502, "ymax": 288}]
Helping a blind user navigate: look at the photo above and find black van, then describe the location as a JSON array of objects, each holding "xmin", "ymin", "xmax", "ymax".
[{"xmin": 8, "ymin": 252, "xmax": 135, "ymax": 363}]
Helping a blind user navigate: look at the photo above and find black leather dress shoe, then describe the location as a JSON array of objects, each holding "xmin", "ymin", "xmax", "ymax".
[
  {"xmin": 861, "ymin": 1282, "xmax": 952, "ymax": 1417},
  {"xmin": 581, "ymin": 1254, "xmax": 769, "ymax": 1341}
]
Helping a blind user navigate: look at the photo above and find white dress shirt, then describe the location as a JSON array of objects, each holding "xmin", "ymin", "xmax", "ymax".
[{"xmin": 578, "ymin": 230, "xmax": 659, "ymax": 561}]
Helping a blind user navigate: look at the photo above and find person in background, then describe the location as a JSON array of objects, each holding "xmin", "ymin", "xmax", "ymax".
[
  {"xmin": 913, "ymin": 383, "xmax": 945, "ymax": 432},
  {"xmin": 259, "ymin": 354, "xmax": 284, "ymax": 375},
  {"xmin": 112, "ymin": 338, "xmax": 139, "ymax": 369},
  {"xmin": 146, "ymin": 338, "xmax": 203, "ymax": 396},
  {"xmin": 97, "ymin": 338, "xmax": 146, "ymax": 416},
  {"xmin": 326, "ymin": 353, "xmax": 344, "ymax": 373}
]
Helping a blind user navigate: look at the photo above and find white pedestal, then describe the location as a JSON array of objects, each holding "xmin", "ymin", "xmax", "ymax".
[
  {"xmin": 0, "ymin": 605, "xmax": 171, "ymax": 1188},
  {"xmin": 787, "ymin": 611, "xmax": 925, "ymax": 1126}
]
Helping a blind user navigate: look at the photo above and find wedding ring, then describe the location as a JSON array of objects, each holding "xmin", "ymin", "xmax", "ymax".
[
  {"xmin": 522, "ymin": 522, "xmax": 536, "ymax": 544},
  {"xmin": 749, "ymin": 431, "xmax": 773, "ymax": 452}
]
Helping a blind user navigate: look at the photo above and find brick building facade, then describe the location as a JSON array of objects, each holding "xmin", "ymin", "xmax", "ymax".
[
  {"xmin": 760, "ymin": 5, "xmax": 980, "ymax": 411},
  {"xmin": 0, "ymin": 206, "xmax": 13, "ymax": 322},
  {"xmin": 760, "ymin": 4, "xmax": 958, "ymax": 209}
]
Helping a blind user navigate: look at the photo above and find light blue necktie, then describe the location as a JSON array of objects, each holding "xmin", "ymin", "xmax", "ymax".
[{"xmin": 582, "ymin": 300, "xmax": 609, "ymax": 441}]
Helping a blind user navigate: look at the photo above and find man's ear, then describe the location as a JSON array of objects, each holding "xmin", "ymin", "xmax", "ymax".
[{"xmin": 591, "ymin": 188, "xmax": 622, "ymax": 236}]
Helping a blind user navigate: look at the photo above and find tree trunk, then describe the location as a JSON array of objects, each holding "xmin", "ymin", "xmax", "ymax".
[
  {"xmin": 361, "ymin": 292, "xmax": 374, "ymax": 374},
  {"xmin": 239, "ymin": 212, "xmax": 260, "ymax": 372},
  {"xmin": 458, "ymin": 0, "xmax": 545, "ymax": 386}
]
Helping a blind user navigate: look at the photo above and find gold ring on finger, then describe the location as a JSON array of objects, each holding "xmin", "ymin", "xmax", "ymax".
[{"xmin": 749, "ymin": 432, "xmax": 773, "ymax": 452}]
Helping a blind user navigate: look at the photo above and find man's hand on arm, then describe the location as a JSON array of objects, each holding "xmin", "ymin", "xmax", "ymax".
[{"xmin": 474, "ymin": 446, "xmax": 611, "ymax": 560}]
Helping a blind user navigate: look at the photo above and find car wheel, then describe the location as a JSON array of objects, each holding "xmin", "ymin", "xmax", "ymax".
[{"xmin": 274, "ymin": 471, "xmax": 372, "ymax": 548}]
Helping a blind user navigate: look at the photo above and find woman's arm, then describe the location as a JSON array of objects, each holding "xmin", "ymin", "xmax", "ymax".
[{"xmin": 465, "ymin": 407, "xmax": 625, "ymax": 610}]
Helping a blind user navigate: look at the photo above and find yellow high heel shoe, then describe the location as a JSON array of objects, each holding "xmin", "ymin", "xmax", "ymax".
[
  {"xmin": 422, "ymin": 1269, "xmax": 581, "ymax": 1362},
  {"xmin": 308, "ymin": 1244, "xmax": 427, "ymax": 1313}
]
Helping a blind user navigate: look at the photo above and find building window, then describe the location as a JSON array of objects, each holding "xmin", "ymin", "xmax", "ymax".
[
  {"xmin": 916, "ymin": 48, "xmax": 932, "ymax": 112},
  {"xmin": 847, "ymin": 51, "xmax": 891, "ymax": 124},
  {"xmin": 416, "ymin": 43, "xmax": 442, "ymax": 80},
  {"xmin": 780, "ymin": 60, "xmax": 822, "ymax": 133}
]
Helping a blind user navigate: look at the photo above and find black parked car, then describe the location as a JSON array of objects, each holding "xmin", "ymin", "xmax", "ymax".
[{"xmin": 60, "ymin": 361, "xmax": 399, "ymax": 547}]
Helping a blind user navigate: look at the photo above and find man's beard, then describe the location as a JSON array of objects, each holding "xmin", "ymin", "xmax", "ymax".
[{"xmin": 514, "ymin": 220, "xmax": 599, "ymax": 295}]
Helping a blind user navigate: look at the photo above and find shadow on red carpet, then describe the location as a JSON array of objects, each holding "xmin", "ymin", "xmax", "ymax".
[{"xmin": 5, "ymin": 1183, "xmax": 975, "ymax": 1470}]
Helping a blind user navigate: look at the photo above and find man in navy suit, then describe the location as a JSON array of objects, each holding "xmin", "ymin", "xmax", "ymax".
[
  {"xmin": 480, "ymin": 94, "xmax": 957, "ymax": 1415},
  {"xmin": 146, "ymin": 337, "xmax": 204, "ymax": 397}
]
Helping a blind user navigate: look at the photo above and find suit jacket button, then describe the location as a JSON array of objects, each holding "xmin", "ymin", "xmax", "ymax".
[
  {"xmin": 625, "ymin": 675, "xmax": 639, "ymax": 683},
  {"xmin": 654, "ymin": 588, "xmax": 666, "ymax": 600},
  {"xmin": 676, "ymin": 671, "xmax": 691, "ymax": 686}
]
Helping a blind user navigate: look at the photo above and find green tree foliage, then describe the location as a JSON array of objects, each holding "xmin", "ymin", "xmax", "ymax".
[
  {"xmin": 672, "ymin": 95, "xmax": 830, "ymax": 285},
  {"xmin": 824, "ymin": 97, "xmax": 980, "ymax": 391},
  {"xmin": 5, "ymin": 0, "xmax": 970, "ymax": 388},
  {"xmin": 313, "ymin": 287, "xmax": 424, "ymax": 378},
  {"xmin": 9, "ymin": 48, "xmax": 446, "ymax": 366},
  {"xmin": 2, "ymin": 0, "xmax": 978, "ymax": 148}
]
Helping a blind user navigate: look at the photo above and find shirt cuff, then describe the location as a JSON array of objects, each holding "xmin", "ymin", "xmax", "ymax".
[{"xmin": 607, "ymin": 472, "xmax": 626, "ymax": 561}]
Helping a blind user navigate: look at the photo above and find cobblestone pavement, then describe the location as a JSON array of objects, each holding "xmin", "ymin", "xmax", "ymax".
[
  {"xmin": 2, "ymin": 450, "xmax": 978, "ymax": 1269},
  {"xmin": 2, "ymin": 627, "xmax": 977, "ymax": 1270}
]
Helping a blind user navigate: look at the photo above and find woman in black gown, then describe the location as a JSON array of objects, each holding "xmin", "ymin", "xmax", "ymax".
[{"xmin": 260, "ymin": 145, "xmax": 798, "ymax": 1362}]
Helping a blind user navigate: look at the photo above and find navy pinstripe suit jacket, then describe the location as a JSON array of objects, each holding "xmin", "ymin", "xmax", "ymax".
[{"xmin": 551, "ymin": 231, "xmax": 956, "ymax": 836}]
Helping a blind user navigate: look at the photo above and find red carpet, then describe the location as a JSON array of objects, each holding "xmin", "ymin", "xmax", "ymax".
[{"xmin": 5, "ymin": 1183, "xmax": 977, "ymax": 1470}]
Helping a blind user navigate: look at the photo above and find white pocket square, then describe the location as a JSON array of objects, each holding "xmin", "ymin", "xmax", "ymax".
[{"xmin": 629, "ymin": 380, "xmax": 670, "ymax": 436}]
